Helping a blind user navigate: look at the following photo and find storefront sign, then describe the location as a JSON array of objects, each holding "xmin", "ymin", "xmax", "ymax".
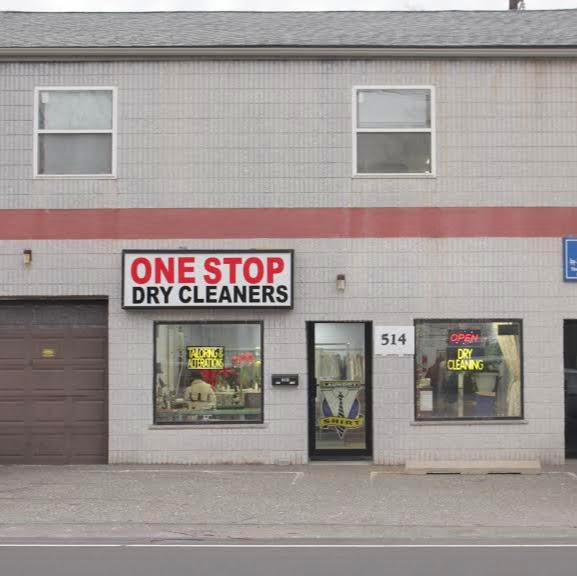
[
  {"xmin": 187, "ymin": 346, "xmax": 224, "ymax": 370},
  {"xmin": 374, "ymin": 326, "xmax": 415, "ymax": 356},
  {"xmin": 122, "ymin": 250, "xmax": 293, "ymax": 308},
  {"xmin": 564, "ymin": 238, "xmax": 577, "ymax": 281}
]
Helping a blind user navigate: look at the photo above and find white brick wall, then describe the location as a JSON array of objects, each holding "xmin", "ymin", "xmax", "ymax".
[
  {"xmin": 0, "ymin": 238, "xmax": 566, "ymax": 464},
  {"xmin": 2, "ymin": 59, "xmax": 577, "ymax": 209}
]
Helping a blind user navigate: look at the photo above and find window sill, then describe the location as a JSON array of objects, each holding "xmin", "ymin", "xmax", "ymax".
[
  {"xmin": 411, "ymin": 419, "xmax": 527, "ymax": 426},
  {"xmin": 33, "ymin": 174, "xmax": 117, "ymax": 180},
  {"xmin": 149, "ymin": 423, "xmax": 268, "ymax": 430},
  {"xmin": 353, "ymin": 173, "xmax": 437, "ymax": 179}
]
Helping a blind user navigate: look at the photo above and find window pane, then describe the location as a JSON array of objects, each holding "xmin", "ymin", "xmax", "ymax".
[
  {"xmin": 415, "ymin": 320, "xmax": 523, "ymax": 420},
  {"xmin": 38, "ymin": 90, "xmax": 113, "ymax": 130},
  {"xmin": 357, "ymin": 89, "xmax": 431, "ymax": 129},
  {"xmin": 357, "ymin": 132, "xmax": 431, "ymax": 174},
  {"xmin": 38, "ymin": 134, "xmax": 112, "ymax": 175},
  {"xmin": 155, "ymin": 323, "xmax": 263, "ymax": 424}
]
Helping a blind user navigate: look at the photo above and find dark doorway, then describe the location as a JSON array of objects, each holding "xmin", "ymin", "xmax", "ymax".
[
  {"xmin": 564, "ymin": 320, "xmax": 577, "ymax": 458},
  {"xmin": 307, "ymin": 321, "xmax": 372, "ymax": 460}
]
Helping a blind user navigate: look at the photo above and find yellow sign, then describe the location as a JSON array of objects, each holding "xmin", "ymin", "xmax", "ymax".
[
  {"xmin": 447, "ymin": 348, "xmax": 484, "ymax": 371},
  {"xmin": 318, "ymin": 380, "xmax": 361, "ymax": 390},
  {"xmin": 320, "ymin": 416, "xmax": 364, "ymax": 429},
  {"xmin": 187, "ymin": 346, "xmax": 224, "ymax": 370},
  {"xmin": 41, "ymin": 348, "xmax": 56, "ymax": 359}
]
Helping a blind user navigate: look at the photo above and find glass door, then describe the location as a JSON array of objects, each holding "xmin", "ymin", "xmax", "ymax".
[{"xmin": 307, "ymin": 322, "xmax": 372, "ymax": 460}]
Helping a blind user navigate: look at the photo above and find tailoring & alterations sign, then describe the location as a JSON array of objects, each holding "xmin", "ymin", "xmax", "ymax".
[{"xmin": 187, "ymin": 347, "xmax": 224, "ymax": 370}]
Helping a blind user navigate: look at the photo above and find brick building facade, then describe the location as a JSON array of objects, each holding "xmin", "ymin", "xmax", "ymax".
[{"xmin": 0, "ymin": 10, "xmax": 576, "ymax": 465}]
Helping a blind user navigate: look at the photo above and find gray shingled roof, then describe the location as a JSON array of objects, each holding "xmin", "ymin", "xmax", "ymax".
[{"xmin": 1, "ymin": 10, "xmax": 577, "ymax": 49}]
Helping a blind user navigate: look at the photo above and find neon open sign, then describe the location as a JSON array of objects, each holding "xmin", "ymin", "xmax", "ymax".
[{"xmin": 447, "ymin": 330, "xmax": 481, "ymax": 346}]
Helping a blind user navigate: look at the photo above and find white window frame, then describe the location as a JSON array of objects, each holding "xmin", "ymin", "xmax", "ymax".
[
  {"xmin": 33, "ymin": 86, "xmax": 118, "ymax": 179},
  {"xmin": 352, "ymin": 85, "xmax": 436, "ymax": 178}
]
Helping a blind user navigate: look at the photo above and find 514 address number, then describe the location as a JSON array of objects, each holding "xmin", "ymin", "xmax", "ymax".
[{"xmin": 374, "ymin": 326, "xmax": 415, "ymax": 356}]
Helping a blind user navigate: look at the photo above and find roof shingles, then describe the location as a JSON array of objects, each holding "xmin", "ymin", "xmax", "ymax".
[{"xmin": 1, "ymin": 10, "xmax": 577, "ymax": 49}]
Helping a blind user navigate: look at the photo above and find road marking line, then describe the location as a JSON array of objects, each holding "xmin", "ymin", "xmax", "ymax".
[
  {"xmin": 1, "ymin": 544, "xmax": 577, "ymax": 549},
  {"xmin": 542, "ymin": 471, "xmax": 577, "ymax": 480},
  {"xmin": 200, "ymin": 470, "xmax": 304, "ymax": 485},
  {"xmin": 0, "ymin": 544, "xmax": 124, "ymax": 548},
  {"xmin": 291, "ymin": 472, "xmax": 304, "ymax": 485}
]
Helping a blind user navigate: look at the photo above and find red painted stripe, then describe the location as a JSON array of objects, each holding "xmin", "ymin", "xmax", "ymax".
[{"xmin": 0, "ymin": 207, "xmax": 576, "ymax": 239}]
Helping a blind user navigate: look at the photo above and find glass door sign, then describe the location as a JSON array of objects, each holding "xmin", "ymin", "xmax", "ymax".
[
  {"xmin": 318, "ymin": 380, "xmax": 364, "ymax": 437},
  {"xmin": 564, "ymin": 238, "xmax": 577, "ymax": 281}
]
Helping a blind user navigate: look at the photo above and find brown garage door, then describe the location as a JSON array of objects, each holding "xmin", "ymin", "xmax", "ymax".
[{"xmin": 0, "ymin": 301, "xmax": 108, "ymax": 464}]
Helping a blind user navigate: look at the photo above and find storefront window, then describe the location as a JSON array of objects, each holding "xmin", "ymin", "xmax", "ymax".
[
  {"xmin": 154, "ymin": 322, "xmax": 263, "ymax": 424},
  {"xmin": 415, "ymin": 320, "xmax": 523, "ymax": 420}
]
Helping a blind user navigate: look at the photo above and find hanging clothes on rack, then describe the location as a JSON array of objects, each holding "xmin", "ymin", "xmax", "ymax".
[
  {"xmin": 316, "ymin": 344, "xmax": 364, "ymax": 381},
  {"xmin": 315, "ymin": 348, "xmax": 345, "ymax": 379},
  {"xmin": 347, "ymin": 353, "xmax": 365, "ymax": 382}
]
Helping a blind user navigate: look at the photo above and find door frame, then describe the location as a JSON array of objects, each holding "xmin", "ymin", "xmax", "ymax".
[{"xmin": 307, "ymin": 321, "xmax": 373, "ymax": 461}]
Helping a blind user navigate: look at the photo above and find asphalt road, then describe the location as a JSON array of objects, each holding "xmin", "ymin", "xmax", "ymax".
[{"xmin": 2, "ymin": 543, "xmax": 577, "ymax": 576}]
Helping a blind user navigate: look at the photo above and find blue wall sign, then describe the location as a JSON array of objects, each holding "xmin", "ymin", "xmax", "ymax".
[{"xmin": 564, "ymin": 238, "xmax": 577, "ymax": 281}]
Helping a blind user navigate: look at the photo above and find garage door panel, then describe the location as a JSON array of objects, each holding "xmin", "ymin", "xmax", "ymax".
[
  {"xmin": 72, "ymin": 434, "xmax": 108, "ymax": 457},
  {"xmin": 73, "ymin": 399, "xmax": 106, "ymax": 422},
  {"xmin": 0, "ymin": 401, "xmax": 26, "ymax": 422},
  {"xmin": 28, "ymin": 369, "xmax": 67, "ymax": 392},
  {"xmin": 0, "ymin": 371, "xmax": 27, "ymax": 394},
  {"xmin": 0, "ymin": 338, "xmax": 28, "ymax": 363},
  {"xmin": 73, "ymin": 370, "xmax": 108, "ymax": 392},
  {"xmin": 31, "ymin": 433, "xmax": 67, "ymax": 457},
  {"xmin": 32, "ymin": 304, "xmax": 106, "ymax": 326},
  {"xmin": 70, "ymin": 338, "xmax": 108, "ymax": 361},
  {"xmin": 0, "ymin": 305, "xmax": 32, "ymax": 324},
  {"xmin": 0, "ymin": 301, "xmax": 108, "ymax": 465},
  {"xmin": 32, "ymin": 400, "xmax": 67, "ymax": 422},
  {"xmin": 31, "ymin": 338, "xmax": 65, "ymax": 362},
  {"xmin": 30, "ymin": 329, "xmax": 67, "ymax": 342},
  {"xmin": 27, "ymin": 371, "xmax": 107, "ymax": 397},
  {"xmin": 0, "ymin": 434, "xmax": 27, "ymax": 459},
  {"xmin": 70, "ymin": 326, "xmax": 107, "ymax": 339}
]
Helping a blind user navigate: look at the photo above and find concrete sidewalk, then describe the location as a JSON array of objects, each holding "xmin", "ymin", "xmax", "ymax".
[{"xmin": 1, "ymin": 463, "xmax": 577, "ymax": 541}]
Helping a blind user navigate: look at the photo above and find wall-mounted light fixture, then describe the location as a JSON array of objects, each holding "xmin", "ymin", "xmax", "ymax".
[
  {"xmin": 23, "ymin": 249, "xmax": 32, "ymax": 266},
  {"xmin": 336, "ymin": 274, "xmax": 346, "ymax": 292}
]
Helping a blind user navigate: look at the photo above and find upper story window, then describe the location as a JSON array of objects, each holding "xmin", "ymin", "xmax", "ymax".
[
  {"xmin": 353, "ymin": 86, "xmax": 435, "ymax": 177},
  {"xmin": 34, "ymin": 87, "xmax": 117, "ymax": 177}
]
